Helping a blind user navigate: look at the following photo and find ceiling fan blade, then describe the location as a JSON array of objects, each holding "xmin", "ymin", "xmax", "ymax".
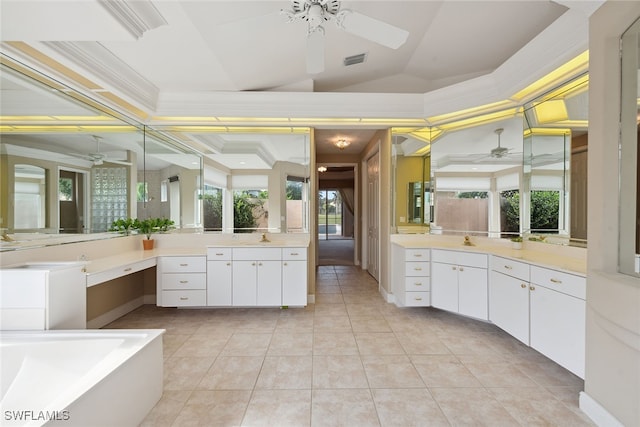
[
  {"xmin": 306, "ymin": 28, "xmax": 325, "ymax": 74},
  {"xmin": 104, "ymin": 159, "xmax": 133, "ymax": 166},
  {"xmin": 338, "ymin": 10, "xmax": 408, "ymax": 49}
]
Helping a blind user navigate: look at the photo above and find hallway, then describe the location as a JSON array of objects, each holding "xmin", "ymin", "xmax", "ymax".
[{"xmin": 318, "ymin": 238, "xmax": 355, "ymax": 266}]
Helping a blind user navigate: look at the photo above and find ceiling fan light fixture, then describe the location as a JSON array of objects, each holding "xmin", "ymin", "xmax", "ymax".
[{"xmin": 334, "ymin": 139, "xmax": 350, "ymax": 150}]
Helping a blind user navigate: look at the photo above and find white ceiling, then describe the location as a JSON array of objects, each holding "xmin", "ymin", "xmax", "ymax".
[{"xmin": 0, "ymin": 0, "xmax": 602, "ymax": 159}]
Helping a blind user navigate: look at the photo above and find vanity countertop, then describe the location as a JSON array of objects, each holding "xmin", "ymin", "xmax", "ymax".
[{"xmin": 391, "ymin": 234, "xmax": 587, "ymax": 276}]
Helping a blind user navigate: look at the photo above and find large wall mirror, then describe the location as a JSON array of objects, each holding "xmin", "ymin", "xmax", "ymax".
[
  {"xmin": 619, "ymin": 16, "xmax": 640, "ymax": 276},
  {"xmin": 0, "ymin": 61, "xmax": 203, "ymax": 250},
  {"xmin": 152, "ymin": 126, "xmax": 311, "ymax": 234}
]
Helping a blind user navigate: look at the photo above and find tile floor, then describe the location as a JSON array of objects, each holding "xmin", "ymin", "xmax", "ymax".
[{"xmin": 106, "ymin": 265, "xmax": 594, "ymax": 426}]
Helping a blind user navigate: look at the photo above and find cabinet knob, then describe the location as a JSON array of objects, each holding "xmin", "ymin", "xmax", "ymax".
[
  {"xmin": 252, "ymin": 262, "xmax": 256, "ymax": 266},
  {"xmin": 226, "ymin": 262, "xmax": 231, "ymax": 266},
  {"xmin": 258, "ymin": 262, "xmax": 263, "ymax": 266},
  {"xmin": 459, "ymin": 267, "xmax": 464, "ymax": 272},
  {"xmin": 521, "ymin": 283, "xmax": 527, "ymax": 288},
  {"xmin": 284, "ymin": 262, "xmax": 288, "ymax": 266},
  {"xmin": 530, "ymin": 286, "xmax": 536, "ymax": 291},
  {"xmin": 451, "ymin": 266, "xmax": 457, "ymax": 271}
]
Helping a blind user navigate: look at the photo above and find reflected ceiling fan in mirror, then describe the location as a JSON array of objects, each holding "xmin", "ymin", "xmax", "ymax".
[
  {"xmin": 475, "ymin": 127, "xmax": 522, "ymax": 162},
  {"xmin": 69, "ymin": 135, "xmax": 132, "ymax": 166},
  {"xmin": 281, "ymin": 0, "xmax": 409, "ymax": 74}
]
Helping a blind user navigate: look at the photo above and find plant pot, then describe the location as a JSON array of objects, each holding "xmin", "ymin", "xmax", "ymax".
[{"xmin": 142, "ymin": 239, "xmax": 155, "ymax": 250}]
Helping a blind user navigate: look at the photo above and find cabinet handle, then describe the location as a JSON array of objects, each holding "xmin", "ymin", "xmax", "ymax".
[
  {"xmin": 451, "ymin": 266, "xmax": 457, "ymax": 270},
  {"xmin": 226, "ymin": 262, "xmax": 231, "ymax": 266},
  {"xmin": 290, "ymin": 252, "xmax": 299, "ymax": 256},
  {"xmin": 414, "ymin": 267, "xmax": 422, "ymax": 271},
  {"xmin": 123, "ymin": 267, "xmax": 132, "ymax": 272},
  {"xmin": 530, "ymin": 286, "xmax": 535, "ymax": 291},
  {"xmin": 215, "ymin": 253, "xmax": 224, "ymax": 256},
  {"xmin": 504, "ymin": 265, "xmax": 513, "ymax": 270},
  {"xmin": 179, "ymin": 280, "xmax": 188, "ymax": 284},
  {"xmin": 415, "ymin": 297, "xmax": 423, "ymax": 301},
  {"xmin": 521, "ymin": 283, "xmax": 527, "ymax": 288},
  {"xmin": 258, "ymin": 262, "xmax": 263, "ymax": 266},
  {"xmin": 180, "ymin": 297, "xmax": 189, "ymax": 300},
  {"xmin": 413, "ymin": 253, "xmax": 422, "ymax": 257},
  {"xmin": 414, "ymin": 282, "xmax": 422, "ymax": 286},
  {"xmin": 550, "ymin": 278, "xmax": 562, "ymax": 284},
  {"xmin": 180, "ymin": 263, "xmax": 188, "ymax": 267}
]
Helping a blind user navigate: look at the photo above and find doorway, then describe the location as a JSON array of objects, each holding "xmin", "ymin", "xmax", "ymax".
[
  {"xmin": 59, "ymin": 169, "xmax": 86, "ymax": 233},
  {"xmin": 317, "ymin": 167, "xmax": 356, "ymax": 266}
]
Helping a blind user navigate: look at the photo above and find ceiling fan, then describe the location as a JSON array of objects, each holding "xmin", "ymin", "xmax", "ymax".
[
  {"xmin": 281, "ymin": 0, "xmax": 409, "ymax": 74},
  {"xmin": 70, "ymin": 135, "xmax": 132, "ymax": 166}
]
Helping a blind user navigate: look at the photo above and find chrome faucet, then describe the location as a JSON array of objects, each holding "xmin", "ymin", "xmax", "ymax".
[
  {"xmin": 1, "ymin": 233, "xmax": 14, "ymax": 242},
  {"xmin": 260, "ymin": 233, "xmax": 270, "ymax": 243},
  {"xmin": 463, "ymin": 235, "xmax": 474, "ymax": 246}
]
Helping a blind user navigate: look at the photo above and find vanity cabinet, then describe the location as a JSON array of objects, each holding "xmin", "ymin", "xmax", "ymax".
[
  {"xmin": 206, "ymin": 248, "xmax": 232, "ymax": 306},
  {"xmin": 489, "ymin": 256, "xmax": 531, "ymax": 344},
  {"xmin": 157, "ymin": 256, "xmax": 207, "ymax": 307},
  {"xmin": 431, "ymin": 250, "xmax": 488, "ymax": 320},
  {"xmin": 205, "ymin": 246, "xmax": 308, "ymax": 307},
  {"xmin": 529, "ymin": 266, "xmax": 585, "ymax": 378},
  {"xmin": 391, "ymin": 245, "xmax": 430, "ymax": 307}
]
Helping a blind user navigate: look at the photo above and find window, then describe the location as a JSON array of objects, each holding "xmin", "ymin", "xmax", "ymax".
[
  {"xmin": 435, "ymin": 190, "xmax": 489, "ymax": 234},
  {"xmin": 286, "ymin": 176, "xmax": 307, "ymax": 233},
  {"xmin": 59, "ymin": 177, "xmax": 73, "ymax": 201},
  {"xmin": 530, "ymin": 190, "xmax": 560, "ymax": 231},
  {"xmin": 233, "ymin": 189, "xmax": 268, "ymax": 233},
  {"xmin": 137, "ymin": 182, "xmax": 148, "ymax": 202}
]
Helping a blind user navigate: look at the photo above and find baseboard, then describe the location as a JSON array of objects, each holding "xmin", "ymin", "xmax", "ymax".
[
  {"xmin": 87, "ymin": 296, "xmax": 145, "ymax": 329},
  {"xmin": 307, "ymin": 294, "xmax": 315, "ymax": 304},
  {"xmin": 579, "ymin": 392, "xmax": 624, "ymax": 427},
  {"xmin": 378, "ymin": 285, "xmax": 395, "ymax": 304},
  {"xmin": 143, "ymin": 294, "xmax": 156, "ymax": 305}
]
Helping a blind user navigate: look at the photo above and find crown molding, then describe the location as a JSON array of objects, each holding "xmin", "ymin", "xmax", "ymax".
[
  {"xmin": 43, "ymin": 41, "xmax": 159, "ymax": 112},
  {"xmin": 97, "ymin": 0, "xmax": 167, "ymax": 40}
]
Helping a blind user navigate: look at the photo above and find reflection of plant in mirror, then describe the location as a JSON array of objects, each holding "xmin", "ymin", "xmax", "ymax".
[
  {"xmin": 501, "ymin": 190, "xmax": 520, "ymax": 233},
  {"xmin": 136, "ymin": 217, "xmax": 175, "ymax": 240},
  {"xmin": 110, "ymin": 218, "xmax": 136, "ymax": 235},
  {"xmin": 59, "ymin": 178, "xmax": 73, "ymax": 201},
  {"xmin": 233, "ymin": 191, "xmax": 266, "ymax": 233},
  {"xmin": 286, "ymin": 181, "xmax": 302, "ymax": 200},
  {"xmin": 202, "ymin": 187, "xmax": 223, "ymax": 231},
  {"xmin": 531, "ymin": 191, "xmax": 560, "ymax": 230}
]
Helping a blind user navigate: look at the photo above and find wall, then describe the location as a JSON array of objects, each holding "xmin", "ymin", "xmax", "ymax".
[
  {"xmin": 583, "ymin": 2, "xmax": 640, "ymax": 426},
  {"xmin": 395, "ymin": 156, "xmax": 424, "ymax": 226}
]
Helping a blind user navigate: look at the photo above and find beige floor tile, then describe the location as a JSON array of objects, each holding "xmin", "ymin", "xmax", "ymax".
[
  {"xmin": 242, "ymin": 389, "xmax": 312, "ymax": 427},
  {"xmin": 197, "ymin": 356, "xmax": 264, "ymax": 390},
  {"xmin": 315, "ymin": 293, "xmax": 345, "ymax": 304},
  {"xmin": 315, "ymin": 284, "xmax": 341, "ymax": 294},
  {"xmin": 219, "ymin": 332, "xmax": 272, "ymax": 356},
  {"xmin": 355, "ymin": 332, "xmax": 406, "ymax": 355},
  {"xmin": 439, "ymin": 333, "xmax": 503, "ymax": 355},
  {"xmin": 311, "ymin": 389, "xmax": 380, "ymax": 427},
  {"xmin": 314, "ymin": 303, "xmax": 349, "ymax": 317},
  {"xmin": 361, "ymin": 355, "xmax": 425, "ymax": 388},
  {"xmin": 489, "ymin": 387, "xmax": 595, "ymax": 426},
  {"xmin": 349, "ymin": 316, "xmax": 392, "ymax": 333},
  {"xmin": 346, "ymin": 303, "xmax": 383, "ymax": 317},
  {"xmin": 268, "ymin": 331, "xmax": 313, "ymax": 355},
  {"xmin": 411, "ymin": 354, "xmax": 483, "ymax": 388},
  {"xmin": 172, "ymin": 333, "xmax": 230, "ymax": 358},
  {"xmin": 162, "ymin": 334, "xmax": 190, "ymax": 358},
  {"xmin": 255, "ymin": 355, "xmax": 313, "ymax": 389},
  {"xmin": 313, "ymin": 316, "xmax": 353, "ymax": 332},
  {"xmin": 170, "ymin": 390, "xmax": 251, "ymax": 427},
  {"xmin": 463, "ymin": 361, "xmax": 539, "ymax": 388},
  {"xmin": 430, "ymin": 387, "xmax": 521, "ymax": 426},
  {"xmin": 313, "ymin": 332, "xmax": 359, "ymax": 355},
  {"xmin": 372, "ymin": 388, "xmax": 450, "ymax": 427},
  {"xmin": 312, "ymin": 355, "xmax": 369, "ymax": 388},
  {"xmin": 395, "ymin": 331, "xmax": 451, "ymax": 355},
  {"xmin": 514, "ymin": 359, "xmax": 584, "ymax": 388},
  {"xmin": 139, "ymin": 390, "xmax": 192, "ymax": 427},
  {"xmin": 163, "ymin": 357, "xmax": 216, "ymax": 391}
]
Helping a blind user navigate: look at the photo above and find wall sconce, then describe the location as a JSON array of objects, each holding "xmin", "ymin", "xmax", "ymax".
[
  {"xmin": 334, "ymin": 139, "xmax": 350, "ymax": 150},
  {"xmin": 317, "ymin": 166, "xmax": 327, "ymax": 172}
]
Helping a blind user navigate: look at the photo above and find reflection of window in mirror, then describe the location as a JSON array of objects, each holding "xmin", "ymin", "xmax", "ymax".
[
  {"xmin": 59, "ymin": 177, "xmax": 73, "ymax": 201},
  {"xmin": 160, "ymin": 180, "xmax": 168, "ymax": 202},
  {"xmin": 233, "ymin": 189, "xmax": 268, "ymax": 232},
  {"xmin": 137, "ymin": 182, "xmax": 149, "ymax": 202},
  {"xmin": 203, "ymin": 184, "xmax": 223, "ymax": 231},
  {"xmin": 14, "ymin": 164, "xmax": 47, "ymax": 229},
  {"xmin": 286, "ymin": 176, "xmax": 307, "ymax": 233}
]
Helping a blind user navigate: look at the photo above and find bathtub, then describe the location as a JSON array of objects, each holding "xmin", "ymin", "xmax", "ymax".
[{"xmin": 0, "ymin": 329, "xmax": 164, "ymax": 426}]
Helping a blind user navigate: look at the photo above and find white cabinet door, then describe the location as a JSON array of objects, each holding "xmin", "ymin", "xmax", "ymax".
[
  {"xmin": 233, "ymin": 261, "xmax": 257, "ymax": 306},
  {"xmin": 282, "ymin": 260, "xmax": 307, "ymax": 306},
  {"xmin": 207, "ymin": 261, "xmax": 232, "ymax": 306},
  {"xmin": 431, "ymin": 262, "xmax": 458, "ymax": 312},
  {"xmin": 490, "ymin": 271, "xmax": 529, "ymax": 344},
  {"xmin": 530, "ymin": 284, "xmax": 586, "ymax": 378},
  {"xmin": 256, "ymin": 261, "xmax": 282, "ymax": 306},
  {"xmin": 458, "ymin": 265, "xmax": 488, "ymax": 320}
]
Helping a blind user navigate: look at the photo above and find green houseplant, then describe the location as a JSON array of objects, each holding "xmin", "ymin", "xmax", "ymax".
[
  {"xmin": 136, "ymin": 217, "xmax": 175, "ymax": 250},
  {"xmin": 110, "ymin": 218, "xmax": 136, "ymax": 235},
  {"xmin": 510, "ymin": 236, "xmax": 523, "ymax": 249}
]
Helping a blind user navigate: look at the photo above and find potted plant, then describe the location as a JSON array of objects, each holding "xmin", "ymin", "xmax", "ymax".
[
  {"xmin": 136, "ymin": 217, "xmax": 175, "ymax": 250},
  {"xmin": 109, "ymin": 218, "xmax": 136, "ymax": 235},
  {"xmin": 510, "ymin": 236, "xmax": 523, "ymax": 249}
]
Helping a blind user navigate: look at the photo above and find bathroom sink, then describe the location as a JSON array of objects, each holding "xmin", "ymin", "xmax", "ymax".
[{"xmin": 4, "ymin": 262, "xmax": 85, "ymax": 270}]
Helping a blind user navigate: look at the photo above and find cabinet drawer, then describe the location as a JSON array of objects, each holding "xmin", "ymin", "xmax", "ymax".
[
  {"xmin": 162, "ymin": 273, "xmax": 206, "ymax": 290},
  {"xmin": 405, "ymin": 262, "xmax": 430, "ymax": 276},
  {"xmin": 282, "ymin": 248, "xmax": 307, "ymax": 260},
  {"xmin": 492, "ymin": 256, "xmax": 530, "ymax": 281},
  {"xmin": 233, "ymin": 247, "xmax": 281, "ymax": 261},
  {"xmin": 405, "ymin": 249, "xmax": 430, "ymax": 261},
  {"xmin": 432, "ymin": 249, "xmax": 487, "ymax": 268},
  {"xmin": 405, "ymin": 276, "xmax": 430, "ymax": 292},
  {"xmin": 159, "ymin": 256, "xmax": 206, "ymax": 273},
  {"xmin": 207, "ymin": 247, "xmax": 232, "ymax": 260},
  {"xmin": 161, "ymin": 290, "xmax": 206, "ymax": 307},
  {"xmin": 530, "ymin": 266, "xmax": 585, "ymax": 300},
  {"xmin": 404, "ymin": 291, "xmax": 430, "ymax": 307}
]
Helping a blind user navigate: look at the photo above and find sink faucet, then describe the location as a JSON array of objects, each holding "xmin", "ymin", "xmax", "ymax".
[
  {"xmin": 260, "ymin": 233, "xmax": 270, "ymax": 243},
  {"xmin": 463, "ymin": 235, "xmax": 474, "ymax": 246},
  {"xmin": 1, "ymin": 233, "xmax": 14, "ymax": 242}
]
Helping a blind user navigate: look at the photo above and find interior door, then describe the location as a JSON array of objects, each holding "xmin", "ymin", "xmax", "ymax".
[
  {"xmin": 59, "ymin": 169, "xmax": 85, "ymax": 233},
  {"xmin": 367, "ymin": 152, "xmax": 380, "ymax": 281}
]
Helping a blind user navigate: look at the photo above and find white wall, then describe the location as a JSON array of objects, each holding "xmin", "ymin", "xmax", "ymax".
[{"xmin": 582, "ymin": 2, "xmax": 640, "ymax": 426}]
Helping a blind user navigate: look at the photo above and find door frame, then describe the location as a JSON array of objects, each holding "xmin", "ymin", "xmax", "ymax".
[{"xmin": 361, "ymin": 142, "xmax": 380, "ymax": 280}]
